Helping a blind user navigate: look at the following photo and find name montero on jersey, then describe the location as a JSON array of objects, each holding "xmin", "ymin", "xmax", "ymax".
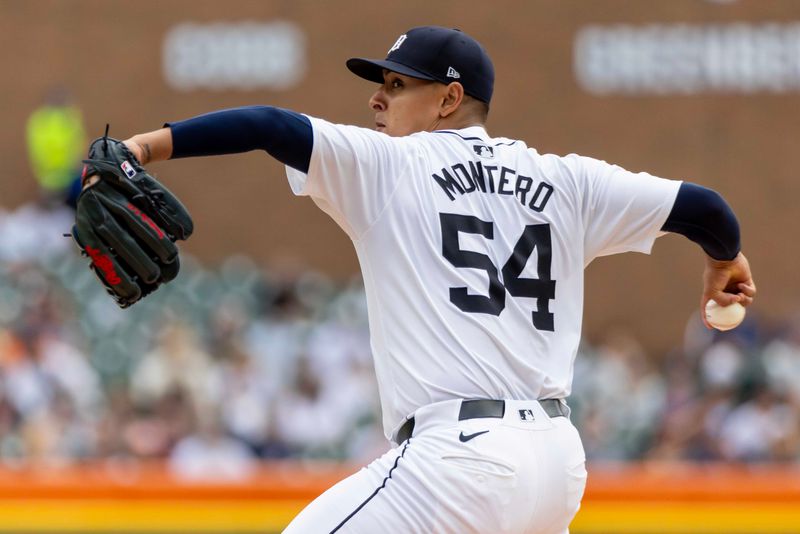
[{"xmin": 432, "ymin": 159, "xmax": 554, "ymax": 212}]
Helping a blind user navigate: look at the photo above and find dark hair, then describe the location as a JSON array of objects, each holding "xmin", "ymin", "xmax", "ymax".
[{"xmin": 464, "ymin": 95, "xmax": 490, "ymax": 122}]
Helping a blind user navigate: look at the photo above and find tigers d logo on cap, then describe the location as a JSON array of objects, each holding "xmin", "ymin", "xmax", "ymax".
[{"xmin": 388, "ymin": 34, "xmax": 407, "ymax": 53}]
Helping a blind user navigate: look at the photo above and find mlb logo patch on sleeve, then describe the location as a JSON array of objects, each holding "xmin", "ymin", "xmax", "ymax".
[{"xmin": 120, "ymin": 160, "xmax": 136, "ymax": 179}]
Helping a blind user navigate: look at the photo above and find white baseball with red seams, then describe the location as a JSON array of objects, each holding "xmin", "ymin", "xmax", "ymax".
[
  {"xmin": 705, "ymin": 300, "xmax": 746, "ymax": 331},
  {"xmin": 281, "ymin": 116, "xmax": 681, "ymax": 533}
]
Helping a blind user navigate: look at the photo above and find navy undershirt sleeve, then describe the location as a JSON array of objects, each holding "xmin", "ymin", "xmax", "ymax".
[
  {"xmin": 165, "ymin": 106, "xmax": 312, "ymax": 173},
  {"xmin": 661, "ymin": 182, "xmax": 741, "ymax": 261}
]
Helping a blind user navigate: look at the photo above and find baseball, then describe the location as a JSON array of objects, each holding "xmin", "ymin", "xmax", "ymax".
[{"xmin": 704, "ymin": 300, "xmax": 746, "ymax": 331}]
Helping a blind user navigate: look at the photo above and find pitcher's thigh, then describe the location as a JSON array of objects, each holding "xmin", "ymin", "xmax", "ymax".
[{"xmin": 283, "ymin": 444, "xmax": 422, "ymax": 534}]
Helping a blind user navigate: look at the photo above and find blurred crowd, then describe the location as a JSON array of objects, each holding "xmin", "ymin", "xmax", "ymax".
[
  {"xmin": 572, "ymin": 317, "xmax": 800, "ymax": 463},
  {"xmin": 0, "ymin": 199, "xmax": 798, "ymax": 481}
]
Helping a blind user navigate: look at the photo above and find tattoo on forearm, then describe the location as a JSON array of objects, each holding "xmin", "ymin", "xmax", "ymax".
[{"xmin": 143, "ymin": 143, "xmax": 152, "ymax": 164}]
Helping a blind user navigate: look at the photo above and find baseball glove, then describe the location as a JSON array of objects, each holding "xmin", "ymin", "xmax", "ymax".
[{"xmin": 72, "ymin": 130, "xmax": 193, "ymax": 308}]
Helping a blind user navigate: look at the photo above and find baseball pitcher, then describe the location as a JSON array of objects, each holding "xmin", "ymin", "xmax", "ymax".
[{"xmin": 75, "ymin": 26, "xmax": 755, "ymax": 533}]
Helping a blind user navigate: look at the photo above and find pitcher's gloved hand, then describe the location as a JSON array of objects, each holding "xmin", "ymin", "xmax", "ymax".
[{"xmin": 72, "ymin": 130, "xmax": 193, "ymax": 308}]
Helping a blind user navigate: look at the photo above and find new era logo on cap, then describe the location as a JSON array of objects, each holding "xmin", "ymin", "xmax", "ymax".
[{"xmin": 446, "ymin": 66, "xmax": 460, "ymax": 79}]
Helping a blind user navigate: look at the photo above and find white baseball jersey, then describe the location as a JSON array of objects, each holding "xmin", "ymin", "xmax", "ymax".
[{"xmin": 286, "ymin": 118, "xmax": 681, "ymax": 439}]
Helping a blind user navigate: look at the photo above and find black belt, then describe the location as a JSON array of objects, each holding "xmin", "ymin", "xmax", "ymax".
[{"xmin": 395, "ymin": 399, "xmax": 568, "ymax": 444}]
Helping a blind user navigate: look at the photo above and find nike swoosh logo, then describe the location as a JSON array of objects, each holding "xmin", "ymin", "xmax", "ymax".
[{"xmin": 459, "ymin": 430, "xmax": 490, "ymax": 443}]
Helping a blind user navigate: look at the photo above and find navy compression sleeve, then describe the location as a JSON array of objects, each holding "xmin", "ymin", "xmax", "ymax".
[
  {"xmin": 661, "ymin": 182, "xmax": 741, "ymax": 261},
  {"xmin": 165, "ymin": 106, "xmax": 312, "ymax": 173}
]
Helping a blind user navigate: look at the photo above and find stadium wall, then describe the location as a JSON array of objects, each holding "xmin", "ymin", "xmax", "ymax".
[{"xmin": 2, "ymin": 0, "xmax": 798, "ymax": 351}]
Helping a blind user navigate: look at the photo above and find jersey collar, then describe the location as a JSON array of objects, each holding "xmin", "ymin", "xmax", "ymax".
[{"xmin": 432, "ymin": 125, "xmax": 490, "ymax": 142}]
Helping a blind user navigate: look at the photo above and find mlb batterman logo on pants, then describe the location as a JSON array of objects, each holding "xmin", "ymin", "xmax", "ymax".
[{"xmin": 100, "ymin": 24, "xmax": 756, "ymax": 533}]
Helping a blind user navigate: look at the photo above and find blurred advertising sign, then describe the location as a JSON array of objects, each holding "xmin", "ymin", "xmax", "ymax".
[
  {"xmin": 163, "ymin": 21, "xmax": 306, "ymax": 91},
  {"xmin": 574, "ymin": 23, "xmax": 800, "ymax": 94}
]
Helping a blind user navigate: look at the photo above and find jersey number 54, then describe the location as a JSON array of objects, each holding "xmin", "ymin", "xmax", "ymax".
[{"xmin": 440, "ymin": 213, "xmax": 556, "ymax": 331}]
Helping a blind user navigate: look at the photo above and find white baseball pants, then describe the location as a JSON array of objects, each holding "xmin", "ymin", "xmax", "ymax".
[{"xmin": 283, "ymin": 399, "xmax": 587, "ymax": 533}]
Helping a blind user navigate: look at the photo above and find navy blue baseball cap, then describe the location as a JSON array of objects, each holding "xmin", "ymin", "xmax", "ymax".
[{"xmin": 346, "ymin": 26, "xmax": 495, "ymax": 104}]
